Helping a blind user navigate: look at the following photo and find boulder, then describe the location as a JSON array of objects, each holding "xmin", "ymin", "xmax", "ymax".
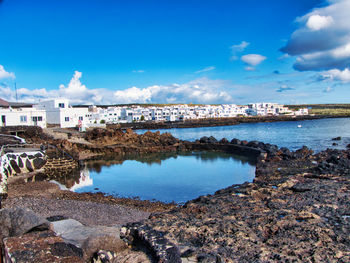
[
  {"xmin": 219, "ymin": 138, "xmax": 229, "ymax": 144},
  {"xmin": 207, "ymin": 136, "xmax": 218, "ymax": 144},
  {"xmin": 332, "ymin": 136, "xmax": 341, "ymax": 141},
  {"xmin": 33, "ymin": 157, "xmax": 47, "ymax": 169},
  {"xmin": 50, "ymin": 219, "xmax": 127, "ymax": 260},
  {"xmin": 230, "ymin": 138, "xmax": 241, "ymax": 145},
  {"xmin": 0, "ymin": 207, "xmax": 50, "ymax": 238}
]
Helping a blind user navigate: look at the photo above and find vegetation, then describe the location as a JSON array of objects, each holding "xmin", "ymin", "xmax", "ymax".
[
  {"xmin": 287, "ymin": 104, "xmax": 350, "ymax": 116},
  {"xmin": 100, "ymin": 119, "xmax": 106, "ymax": 124}
]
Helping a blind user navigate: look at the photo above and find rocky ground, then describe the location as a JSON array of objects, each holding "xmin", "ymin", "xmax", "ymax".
[{"xmin": 1, "ymin": 126, "xmax": 350, "ymax": 262}]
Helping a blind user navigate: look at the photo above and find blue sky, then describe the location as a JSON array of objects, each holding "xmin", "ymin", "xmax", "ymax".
[{"xmin": 0, "ymin": 0, "xmax": 349, "ymax": 105}]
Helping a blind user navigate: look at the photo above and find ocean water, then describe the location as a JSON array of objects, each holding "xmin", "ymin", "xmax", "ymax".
[
  {"xmin": 74, "ymin": 152, "xmax": 256, "ymax": 204},
  {"xmin": 136, "ymin": 117, "xmax": 350, "ymax": 152}
]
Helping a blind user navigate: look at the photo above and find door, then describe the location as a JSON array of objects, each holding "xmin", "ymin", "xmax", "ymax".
[{"xmin": 1, "ymin": 115, "xmax": 5, "ymax": 126}]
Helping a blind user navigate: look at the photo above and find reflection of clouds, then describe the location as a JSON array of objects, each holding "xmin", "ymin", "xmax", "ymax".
[{"xmin": 69, "ymin": 167, "xmax": 93, "ymax": 191}]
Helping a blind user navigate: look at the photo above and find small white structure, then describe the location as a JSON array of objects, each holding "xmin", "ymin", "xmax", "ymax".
[
  {"xmin": 37, "ymin": 99, "xmax": 88, "ymax": 128},
  {"xmin": 0, "ymin": 107, "xmax": 46, "ymax": 128}
]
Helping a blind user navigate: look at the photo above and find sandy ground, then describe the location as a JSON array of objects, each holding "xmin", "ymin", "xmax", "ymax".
[{"xmin": 2, "ymin": 178, "xmax": 173, "ymax": 227}]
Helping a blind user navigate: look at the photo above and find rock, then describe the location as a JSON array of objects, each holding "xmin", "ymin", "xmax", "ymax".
[
  {"xmin": 18, "ymin": 156, "xmax": 24, "ymax": 168},
  {"xmin": 33, "ymin": 157, "xmax": 47, "ymax": 169},
  {"xmin": 207, "ymin": 136, "xmax": 217, "ymax": 144},
  {"xmin": 332, "ymin": 136, "xmax": 341, "ymax": 141},
  {"xmin": 50, "ymin": 219, "xmax": 126, "ymax": 260},
  {"xmin": 199, "ymin": 137, "xmax": 209, "ymax": 143},
  {"xmin": 0, "ymin": 207, "xmax": 50, "ymax": 238},
  {"xmin": 25, "ymin": 159, "xmax": 34, "ymax": 172},
  {"xmin": 10, "ymin": 160, "xmax": 21, "ymax": 174},
  {"xmin": 230, "ymin": 138, "xmax": 241, "ymax": 145},
  {"xmin": 219, "ymin": 138, "xmax": 229, "ymax": 144},
  {"xmin": 332, "ymin": 143, "xmax": 338, "ymax": 146},
  {"xmin": 20, "ymin": 153, "xmax": 27, "ymax": 158},
  {"xmin": 3, "ymin": 230, "xmax": 84, "ymax": 263}
]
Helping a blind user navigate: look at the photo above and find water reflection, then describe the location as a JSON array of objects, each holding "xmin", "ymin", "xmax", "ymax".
[
  {"xmin": 70, "ymin": 151, "xmax": 256, "ymax": 204},
  {"xmin": 85, "ymin": 151, "xmax": 256, "ymax": 174}
]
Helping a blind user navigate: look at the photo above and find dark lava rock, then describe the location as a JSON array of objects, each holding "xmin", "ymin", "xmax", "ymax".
[
  {"xmin": 51, "ymin": 242, "xmax": 84, "ymax": 258},
  {"xmin": 219, "ymin": 138, "xmax": 229, "ymax": 144},
  {"xmin": 7, "ymin": 154, "xmax": 16, "ymax": 160},
  {"xmin": 230, "ymin": 138, "xmax": 241, "ymax": 145},
  {"xmin": 33, "ymin": 157, "xmax": 46, "ymax": 169},
  {"xmin": 332, "ymin": 136, "xmax": 341, "ymax": 141},
  {"xmin": 25, "ymin": 159, "xmax": 34, "ymax": 172},
  {"xmin": 0, "ymin": 207, "xmax": 50, "ymax": 238},
  {"xmin": 20, "ymin": 153, "xmax": 27, "ymax": 158},
  {"xmin": 10, "ymin": 160, "xmax": 21, "ymax": 174},
  {"xmin": 18, "ymin": 156, "xmax": 24, "ymax": 168},
  {"xmin": 207, "ymin": 136, "xmax": 218, "ymax": 144},
  {"xmin": 199, "ymin": 137, "xmax": 209, "ymax": 143},
  {"xmin": 332, "ymin": 143, "xmax": 338, "ymax": 146}
]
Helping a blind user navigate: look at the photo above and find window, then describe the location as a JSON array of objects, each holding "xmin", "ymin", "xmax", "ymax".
[
  {"xmin": 65, "ymin": 117, "xmax": 69, "ymax": 122},
  {"xmin": 38, "ymin": 116, "xmax": 43, "ymax": 121},
  {"xmin": 20, "ymin": 116, "xmax": 27, "ymax": 123},
  {"xmin": 58, "ymin": 103, "xmax": 65, "ymax": 108},
  {"xmin": 79, "ymin": 116, "xmax": 83, "ymax": 121},
  {"xmin": 32, "ymin": 116, "xmax": 38, "ymax": 122}
]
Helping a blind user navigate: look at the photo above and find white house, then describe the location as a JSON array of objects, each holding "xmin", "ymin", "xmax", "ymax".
[
  {"xmin": 0, "ymin": 106, "xmax": 47, "ymax": 128},
  {"xmin": 37, "ymin": 99, "xmax": 89, "ymax": 128}
]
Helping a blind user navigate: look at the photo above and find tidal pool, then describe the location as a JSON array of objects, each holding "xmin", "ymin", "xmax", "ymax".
[{"xmin": 68, "ymin": 152, "xmax": 256, "ymax": 204}]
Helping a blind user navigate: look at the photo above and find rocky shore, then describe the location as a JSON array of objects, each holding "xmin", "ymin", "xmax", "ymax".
[{"xmin": 1, "ymin": 126, "xmax": 349, "ymax": 262}]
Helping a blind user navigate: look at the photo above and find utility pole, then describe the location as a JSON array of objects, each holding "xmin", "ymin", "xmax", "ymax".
[{"xmin": 15, "ymin": 82, "xmax": 18, "ymax": 102}]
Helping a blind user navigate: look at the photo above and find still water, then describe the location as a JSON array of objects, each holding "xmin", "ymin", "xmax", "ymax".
[
  {"xmin": 137, "ymin": 117, "xmax": 350, "ymax": 152},
  {"xmin": 70, "ymin": 152, "xmax": 256, "ymax": 204}
]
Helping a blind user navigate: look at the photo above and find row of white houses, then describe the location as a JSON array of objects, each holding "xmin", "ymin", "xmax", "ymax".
[{"xmin": 0, "ymin": 99, "xmax": 308, "ymax": 129}]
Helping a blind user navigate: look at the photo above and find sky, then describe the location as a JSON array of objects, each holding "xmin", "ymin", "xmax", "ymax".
[{"xmin": 0, "ymin": 0, "xmax": 350, "ymax": 105}]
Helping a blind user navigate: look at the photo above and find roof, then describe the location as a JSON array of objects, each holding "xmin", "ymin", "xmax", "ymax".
[
  {"xmin": 0, "ymin": 98, "xmax": 10, "ymax": 107},
  {"xmin": 0, "ymin": 98, "xmax": 33, "ymax": 108}
]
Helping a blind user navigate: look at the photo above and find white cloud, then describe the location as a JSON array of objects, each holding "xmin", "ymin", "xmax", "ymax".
[
  {"xmin": 0, "ymin": 65, "xmax": 15, "ymax": 79},
  {"xmin": 114, "ymin": 78, "xmax": 233, "ymax": 104},
  {"xmin": 132, "ymin": 70, "xmax": 145, "ymax": 73},
  {"xmin": 194, "ymin": 66, "xmax": 216, "ymax": 74},
  {"xmin": 320, "ymin": 68, "xmax": 350, "ymax": 82},
  {"xmin": 230, "ymin": 41, "xmax": 250, "ymax": 60},
  {"xmin": 241, "ymin": 54, "xmax": 266, "ymax": 71},
  {"xmin": 58, "ymin": 71, "xmax": 105, "ymax": 104},
  {"xmin": 281, "ymin": 0, "xmax": 350, "ymax": 71},
  {"xmin": 306, "ymin": 14, "xmax": 333, "ymax": 31}
]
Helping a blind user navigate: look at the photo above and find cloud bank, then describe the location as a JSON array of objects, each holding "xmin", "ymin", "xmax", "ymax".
[
  {"xmin": 113, "ymin": 78, "xmax": 233, "ymax": 104},
  {"xmin": 0, "ymin": 71, "xmax": 234, "ymax": 105},
  {"xmin": 281, "ymin": 0, "xmax": 350, "ymax": 72}
]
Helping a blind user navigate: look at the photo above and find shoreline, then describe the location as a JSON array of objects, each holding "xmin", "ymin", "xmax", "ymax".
[
  {"xmin": 114, "ymin": 114, "xmax": 350, "ymax": 130},
  {"xmin": 1, "ymin": 126, "xmax": 349, "ymax": 262}
]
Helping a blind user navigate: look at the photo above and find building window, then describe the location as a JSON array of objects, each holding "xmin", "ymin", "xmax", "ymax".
[
  {"xmin": 58, "ymin": 103, "xmax": 65, "ymax": 108},
  {"xmin": 38, "ymin": 116, "xmax": 43, "ymax": 121},
  {"xmin": 32, "ymin": 116, "xmax": 38, "ymax": 122},
  {"xmin": 79, "ymin": 116, "xmax": 83, "ymax": 121},
  {"xmin": 65, "ymin": 117, "xmax": 70, "ymax": 122},
  {"xmin": 20, "ymin": 116, "xmax": 27, "ymax": 123}
]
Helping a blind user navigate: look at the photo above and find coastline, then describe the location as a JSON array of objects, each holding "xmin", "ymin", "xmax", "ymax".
[
  {"xmin": 114, "ymin": 114, "xmax": 350, "ymax": 130},
  {"xmin": 1, "ymin": 126, "xmax": 349, "ymax": 262}
]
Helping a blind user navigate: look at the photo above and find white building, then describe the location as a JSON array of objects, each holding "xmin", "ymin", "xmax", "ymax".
[
  {"xmin": 0, "ymin": 106, "xmax": 47, "ymax": 128},
  {"xmin": 37, "ymin": 99, "xmax": 89, "ymax": 128}
]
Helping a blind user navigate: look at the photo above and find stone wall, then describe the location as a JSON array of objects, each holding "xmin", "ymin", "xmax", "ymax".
[{"xmin": 0, "ymin": 151, "xmax": 47, "ymax": 195}]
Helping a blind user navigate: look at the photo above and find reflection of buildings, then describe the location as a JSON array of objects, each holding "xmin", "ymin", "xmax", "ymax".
[{"xmin": 69, "ymin": 167, "xmax": 93, "ymax": 191}]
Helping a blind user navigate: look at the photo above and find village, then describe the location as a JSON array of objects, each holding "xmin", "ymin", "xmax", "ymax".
[{"xmin": 0, "ymin": 98, "xmax": 308, "ymax": 129}]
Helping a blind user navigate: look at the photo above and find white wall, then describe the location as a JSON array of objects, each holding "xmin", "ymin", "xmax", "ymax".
[{"xmin": 0, "ymin": 108, "xmax": 47, "ymax": 128}]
